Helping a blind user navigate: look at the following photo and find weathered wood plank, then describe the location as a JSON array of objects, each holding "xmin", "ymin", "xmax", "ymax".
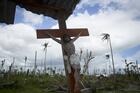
[{"xmin": 36, "ymin": 28, "xmax": 89, "ymax": 38}]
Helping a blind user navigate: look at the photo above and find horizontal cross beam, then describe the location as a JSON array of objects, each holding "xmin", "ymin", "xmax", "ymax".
[{"xmin": 36, "ymin": 28, "xmax": 89, "ymax": 39}]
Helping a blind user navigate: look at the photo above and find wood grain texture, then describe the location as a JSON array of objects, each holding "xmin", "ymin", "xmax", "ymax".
[{"xmin": 36, "ymin": 28, "xmax": 89, "ymax": 38}]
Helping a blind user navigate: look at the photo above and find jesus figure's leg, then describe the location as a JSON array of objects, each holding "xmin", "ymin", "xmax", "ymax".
[{"xmin": 73, "ymin": 65, "xmax": 81, "ymax": 93}]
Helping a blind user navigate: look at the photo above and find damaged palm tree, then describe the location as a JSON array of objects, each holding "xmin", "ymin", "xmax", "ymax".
[
  {"xmin": 82, "ymin": 50, "xmax": 95, "ymax": 75},
  {"xmin": 101, "ymin": 33, "xmax": 115, "ymax": 77},
  {"xmin": 0, "ymin": 59, "xmax": 5, "ymax": 71},
  {"xmin": 43, "ymin": 42, "xmax": 49, "ymax": 73},
  {"xmin": 24, "ymin": 56, "xmax": 27, "ymax": 72}
]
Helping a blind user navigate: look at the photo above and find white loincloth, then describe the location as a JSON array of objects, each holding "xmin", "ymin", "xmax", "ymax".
[
  {"xmin": 70, "ymin": 54, "xmax": 81, "ymax": 70},
  {"xmin": 64, "ymin": 54, "xmax": 81, "ymax": 73},
  {"xmin": 70, "ymin": 54, "xmax": 80, "ymax": 65}
]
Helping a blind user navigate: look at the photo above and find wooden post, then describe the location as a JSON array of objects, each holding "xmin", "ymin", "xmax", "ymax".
[
  {"xmin": 58, "ymin": 17, "xmax": 80, "ymax": 93},
  {"xmin": 0, "ymin": 0, "xmax": 16, "ymax": 24}
]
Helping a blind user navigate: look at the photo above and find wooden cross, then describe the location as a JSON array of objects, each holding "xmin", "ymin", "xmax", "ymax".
[{"xmin": 36, "ymin": 18, "xmax": 89, "ymax": 93}]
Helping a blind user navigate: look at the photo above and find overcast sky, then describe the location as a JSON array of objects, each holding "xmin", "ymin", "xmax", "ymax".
[{"xmin": 0, "ymin": 0, "xmax": 140, "ymax": 74}]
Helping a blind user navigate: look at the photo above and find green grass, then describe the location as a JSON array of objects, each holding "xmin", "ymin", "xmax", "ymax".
[
  {"xmin": 0, "ymin": 74, "xmax": 140, "ymax": 93},
  {"xmin": 97, "ymin": 90, "xmax": 140, "ymax": 93},
  {"xmin": 0, "ymin": 74, "xmax": 66, "ymax": 93}
]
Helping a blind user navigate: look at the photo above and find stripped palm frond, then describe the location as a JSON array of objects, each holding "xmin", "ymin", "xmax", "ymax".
[
  {"xmin": 101, "ymin": 33, "xmax": 110, "ymax": 41},
  {"xmin": 43, "ymin": 42, "xmax": 49, "ymax": 50}
]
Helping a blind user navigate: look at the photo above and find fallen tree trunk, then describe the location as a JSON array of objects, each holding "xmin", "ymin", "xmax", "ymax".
[
  {"xmin": 43, "ymin": 85, "xmax": 68, "ymax": 92},
  {"xmin": 0, "ymin": 81, "xmax": 17, "ymax": 88}
]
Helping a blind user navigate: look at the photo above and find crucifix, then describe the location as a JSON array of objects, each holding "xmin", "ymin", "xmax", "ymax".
[
  {"xmin": 0, "ymin": 0, "xmax": 89, "ymax": 93},
  {"xmin": 36, "ymin": 17, "xmax": 89, "ymax": 93}
]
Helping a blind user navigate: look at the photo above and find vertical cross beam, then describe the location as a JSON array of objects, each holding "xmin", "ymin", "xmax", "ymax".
[{"xmin": 58, "ymin": 17, "xmax": 80, "ymax": 93}]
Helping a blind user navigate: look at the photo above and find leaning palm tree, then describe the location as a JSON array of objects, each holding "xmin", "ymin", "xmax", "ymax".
[
  {"xmin": 101, "ymin": 33, "xmax": 115, "ymax": 77},
  {"xmin": 43, "ymin": 42, "xmax": 49, "ymax": 73}
]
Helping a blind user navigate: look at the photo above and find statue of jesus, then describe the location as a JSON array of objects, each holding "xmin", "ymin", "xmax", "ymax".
[{"xmin": 46, "ymin": 32, "xmax": 81, "ymax": 92}]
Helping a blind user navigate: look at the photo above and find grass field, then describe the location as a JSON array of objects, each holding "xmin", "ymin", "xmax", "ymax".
[{"xmin": 0, "ymin": 73, "xmax": 140, "ymax": 93}]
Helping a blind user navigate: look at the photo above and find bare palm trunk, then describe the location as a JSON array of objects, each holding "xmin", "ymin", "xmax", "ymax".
[
  {"xmin": 34, "ymin": 51, "xmax": 37, "ymax": 73},
  {"xmin": 24, "ymin": 57, "xmax": 27, "ymax": 72},
  {"xmin": 109, "ymin": 38, "xmax": 115, "ymax": 79},
  {"xmin": 136, "ymin": 60, "xmax": 139, "ymax": 74},
  {"xmin": 44, "ymin": 49, "xmax": 47, "ymax": 73},
  {"xmin": 108, "ymin": 59, "xmax": 112, "ymax": 75}
]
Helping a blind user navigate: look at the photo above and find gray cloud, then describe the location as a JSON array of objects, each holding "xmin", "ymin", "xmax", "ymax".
[{"xmin": 22, "ymin": 8, "xmax": 44, "ymax": 25}]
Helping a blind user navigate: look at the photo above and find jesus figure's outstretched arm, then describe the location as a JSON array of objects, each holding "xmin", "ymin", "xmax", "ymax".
[
  {"xmin": 46, "ymin": 33, "xmax": 61, "ymax": 44},
  {"xmin": 71, "ymin": 31, "xmax": 82, "ymax": 42}
]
